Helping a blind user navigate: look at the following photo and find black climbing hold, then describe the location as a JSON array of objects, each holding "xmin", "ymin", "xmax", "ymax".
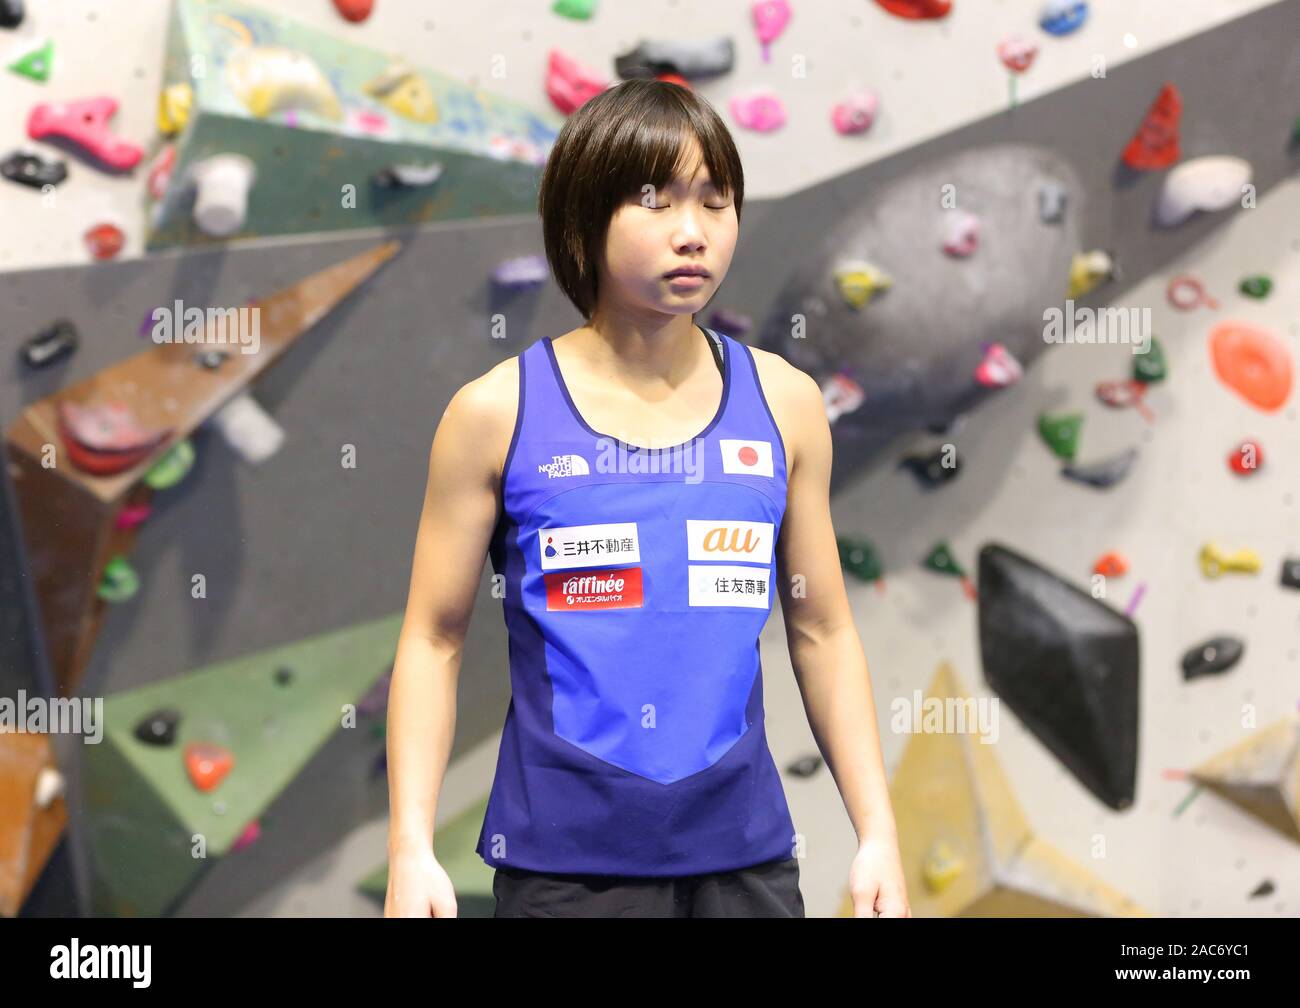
[
  {"xmin": 0, "ymin": 0, "xmax": 23, "ymax": 30},
  {"xmin": 1181, "ymin": 636, "xmax": 1244, "ymax": 680},
  {"xmin": 1248, "ymin": 879, "xmax": 1274, "ymax": 899},
  {"xmin": 193, "ymin": 349, "xmax": 229, "ymax": 370},
  {"xmin": 274, "ymin": 665, "xmax": 293, "ymax": 685},
  {"xmin": 20, "ymin": 319, "xmax": 78, "ymax": 369},
  {"xmin": 1280, "ymin": 557, "xmax": 1300, "ymax": 591},
  {"xmin": 977, "ymin": 542, "xmax": 1139, "ymax": 811},
  {"xmin": 1062, "ymin": 447, "xmax": 1138, "ymax": 489},
  {"xmin": 1, "ymin": 149, "xmax": 67, "ymax": 189},
  {"xmin": 785, "ymin": 754, "xmax": 823, "ymax": 778},
  {"xmin": 614, "ymin": 37, "xmax": 734, "ymax": 80},
  {"xmin": 133, "ymin": 707, "xmax": 181, "ymax": 746},
  {"xmin": 898, "ymin": 446, "xmax": 960, "ymax": 489}
]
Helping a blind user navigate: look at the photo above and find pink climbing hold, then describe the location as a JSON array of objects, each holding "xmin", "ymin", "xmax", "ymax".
[
  {"xmin": 114, "ymin": 502, "xmax": 153, "ymax": 530},
  {"xmin": 997, "ymin": 36, "xmax": 1039, "ymax": 74},
  {"xmin": 26, "ymin": 96, "xmax": 143, "ymax": 171},
  {"xmin": 974, "ymin": 342, "xmax": 1023, "ymax": 387},
  {"xmin": 752, "ymin": 0, "xmax": 792, "ymax": 62},
  {"xmin": 942, "ymin": 209, "xmax": 980, "ymax": 257},
  {"xmin": 545, "ymin": 49, "xmax": 608, "ymax": 116},
  {"xmin": 831, "ymin": 89, "xmax": 879, "ymax": 135},
  {"xmin": 729, "ymin": 89, "xmax": 786, "ymax": 132},
  {"xmin": 231, "ymin": 820, "xmax": 262, "ymax": 853}
]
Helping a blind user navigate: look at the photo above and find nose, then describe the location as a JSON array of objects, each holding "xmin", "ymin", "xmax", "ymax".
[{"xmin": 672, "ymin": 208, "xmax": 707, "ymax": 254}]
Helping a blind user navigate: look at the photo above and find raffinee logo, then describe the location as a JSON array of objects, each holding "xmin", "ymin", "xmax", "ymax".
[
  {"xmin": 49, "ymin": 940, "xmax": 151, "ymax": 987},
  {"xmin": 150, "ymin": 299, "xmax": 261, "ymax": 355}
]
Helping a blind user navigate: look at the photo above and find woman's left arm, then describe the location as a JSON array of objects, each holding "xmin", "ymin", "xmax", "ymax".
[{"xmin": 765, "ymin": 354, "xmax": 911, "ymax": 919}]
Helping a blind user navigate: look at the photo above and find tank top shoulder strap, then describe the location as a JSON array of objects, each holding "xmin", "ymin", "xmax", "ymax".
[{"xmin": 710, "ymin": 329, "xmax": 787, "ymax": 480}]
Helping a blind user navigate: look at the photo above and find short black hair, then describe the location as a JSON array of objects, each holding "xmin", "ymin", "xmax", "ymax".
[{"xmin": 538, "ymin": 78, "xmax": 744, "ymax": 319}]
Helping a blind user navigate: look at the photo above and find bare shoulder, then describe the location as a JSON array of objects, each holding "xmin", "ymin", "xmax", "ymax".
[
  {"xmin": 745, "ymin": 344, "xmax": 825, "ymax": 471},
  {"xmin": 441, "ymin": 354, "xmax": 520, "ymax": 485}
]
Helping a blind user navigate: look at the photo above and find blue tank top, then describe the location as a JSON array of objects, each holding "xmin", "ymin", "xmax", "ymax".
[{"xmin": 476, "ymin": 325, "xmax": 797, "ymax": 876}]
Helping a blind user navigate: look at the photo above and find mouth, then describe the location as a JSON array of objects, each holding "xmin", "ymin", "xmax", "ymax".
[{"xmin": 663, "ymin": 266, "xmax": 711, "ymax": 279}]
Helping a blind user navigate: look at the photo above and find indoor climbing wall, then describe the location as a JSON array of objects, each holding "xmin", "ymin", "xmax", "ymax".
[{"xmin": 0, "ymin": 0, "xmax": 1297, "ymax": 919}]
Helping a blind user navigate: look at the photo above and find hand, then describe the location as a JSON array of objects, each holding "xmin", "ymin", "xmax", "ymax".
[
  {"xmin": 384, "ymin": 841, "xmax": 457, "ymax": 918},
  {"xmin": 847, "ymin": 833, "xmax": 911, "ymax": 918}
]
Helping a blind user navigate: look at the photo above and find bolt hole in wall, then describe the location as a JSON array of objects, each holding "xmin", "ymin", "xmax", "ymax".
[{"xmin": 0, "ymin": 0, "xmax": 1297, "ymax": 928}]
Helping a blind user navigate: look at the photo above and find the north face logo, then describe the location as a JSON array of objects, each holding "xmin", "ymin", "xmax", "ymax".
[{"xmin": 538, "ymin": 454, "xmax": 590, "ymax": 478}]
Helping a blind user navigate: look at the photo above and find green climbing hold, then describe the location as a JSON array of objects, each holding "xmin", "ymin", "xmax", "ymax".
[
  {"xmin": 1239, "ymin": 275, "xmax": 1272, "ymax": 299},
  {"xmin": 552, "ymin": 0, "xmax": 596, "ymax": 18},
  {"xmin": 923, "ymin": 541, "xmax": 966, "ymax": 578},
  {"xmin": 98, "ymin": 555, "xmax": 139, "ymax": 603},
  {"xmin": 144, "ymin": 438, "xmax": 194, "ymax": 489},
  {"xmin": 1037, "ymin": 412, "xmax": 1083, "ymax": 461},
  {"xmin": 1132, "ymin": 335, "xmax": 1167, "ymax": 384},
  {"xmin": 837, "ymin": 535, "xmax": 883, "ymax": 583},
  {"xmin": 9, "ymin": 39, "xmax": 53, "ymax": 83}
]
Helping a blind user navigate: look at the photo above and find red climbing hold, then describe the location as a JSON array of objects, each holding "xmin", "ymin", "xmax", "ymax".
[
  {"xmin": 875, "ymin": 0, "xmax": 952, "ymax": 18},
  {"xmin": 1093, "ymin": 552, "xmax": 1129, "ymax": 578},
  {"xmin": 333, "ymin": 0, "xmax": 374, "ymax": 22},
  {"xmin": 184, "ymin": 741, "xmax": 234, "ymax": 792},
  {"xmin": 1228, "ymin": 439, "xmax": 1263, "ymax": 475},
  {"xmin": 1121, "ymin": 83, "xmax": 1181, "ymax": 171},
  {"xmin": 26, "ymin": 95, "xmax": 143, "ymax": 171},
  {"xmin": 83, "ymin": 221, "xmax": 125, "ymax": 260}
]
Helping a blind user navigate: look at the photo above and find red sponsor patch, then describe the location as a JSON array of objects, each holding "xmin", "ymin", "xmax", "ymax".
[{"xmin": 544, "ymin": 566, "xmax": 643, "ymax": 610}]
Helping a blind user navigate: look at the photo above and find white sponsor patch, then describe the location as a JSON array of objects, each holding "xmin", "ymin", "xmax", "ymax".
[
  {"xmin": 719, "ymin": 438, "xmax": 774, "ymax": 478},
  {"xmin": 537, "ymin": 454, "xmax": 590, "ymax": 478},
  {"xmin": 687, "ymin": 564, "xmax": 771, "ymax": 608},
  {"xmin": 539, "ymin": 521, "xmax": 639, "ymax": 570},
  {"xmin": 685, "ymin": 519, "xmax": 774, "ymax": 565}
]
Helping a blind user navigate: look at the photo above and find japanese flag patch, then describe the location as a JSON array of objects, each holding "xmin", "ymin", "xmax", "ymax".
[{"xmin": 719, "ymin": 438, "xmax": 774, "ymax": 478}]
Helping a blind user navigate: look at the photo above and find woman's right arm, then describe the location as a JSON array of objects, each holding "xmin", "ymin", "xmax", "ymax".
[{"xmin": 384, "ymin": 363, "xmax": 515, "ymax": 918}]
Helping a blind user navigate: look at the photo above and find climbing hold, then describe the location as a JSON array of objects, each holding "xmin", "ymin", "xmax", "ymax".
[
  {"xmin": 26, "ymin": 96, "xmax": 143, "ymax": 171},
  {"xmin": 1095, "ymin": 379, "xmax": 1152, "ymax": 420},
  {"xmin": 84, "ymin": 220, "xmax": 125, "ymax": 260},
  {"xmin": 1039, "ymin": 0, "xmax": 1088, "ymax": 36},
  {"xmin": 1062, "ymin": 447, "xmax": 1137, "ymax": 489},
  {"xmin": 373, "ymin": 162, "xmax": 443, "ymax": 188},
  {"xmin": 831, "ymin": 89, "xmax": 879, "ymax": 136},
  {"xmin": 0, "ymin": 0, "xmax": 23, "ymax": 29},
  {"xmin": 8, "ymin": 38, "xmax": 52, "ymax": 83},
  {"xmin": 356, "ymin": 667, "xmax": 393, "ymax": 716},
  {"xmin": 729, "ymin": 89, "xmax": 786, "ymax": 132},
  {"xmin": 1155, "ymin": 155, "xmax": 1252, "ymax": 227},
  {"xmin": 785, "ymin": 754, "xmax": 823, "ymax": 778},
  {"xmin": 145, "ymin": 143, "xmax": 176, "ymax": 201},
  {"xmin": 1227, "ymin": 439, "xmax": 1262, "ymax": 475},
  {"xmin": 977, "ymin": 542, "xmax": 1139, "ymax": 810},
  {"xmin": 157, "ymin": 81, "xmax": 193, "ymax": 135},
  {"xmin": 822, "ymin": 372, "xmax": 864, "ymax": 423},
  {"xmin": 1238, "ymin": 274, "xmax": 1271, "ymax": 299},
  {"xmin": 752, "ymin": 1, "xmax": 792, "ymax": 62},
  {"xmin": 363, "ymin": 61, "xmax": 437, "ymax": 123},
  {"xmin": 923, "ymin": 541, "xmax": 966, "ymax": 578},
  {"xmin": 1038, "ymin": 181, "xmax": 1067, "ymax": 222},
  {"xmin": 34, "ymin": 767, "xmax": 64, "ymax": 809},
  {"xmin": 19, "ymin": 318, "xmax": 78, "ymax": 368},
  {"xmin": 188, "ymin": 153, "xmax": 256, "ymax": 237},
  {"xmin": 616, "ymin": 37, "xmax": 735, "ymax": 80},
  {"xmin": 143, "ymin": 438, "xmax": 195, "ymax": 490},
  {"xmin": 1067, "ymin": 249, "xmax": 1115, "ymax": 298},
  {"xmin": 97, "ymin": 555, "xmax": 139, "ymax": 603},
  {"xmin": 1208, "ymin": 320, "xmax": 1292, "ymax": 412},
  {"xmin": 1121, "ymin": 83, "xmax": 1181, "ymax": 171},
  {"xmin": 492, "ymin": 254, "xmax": 548, "ymax": 288},
  {"xmin": 333, "ymin": 0, "xmax": 374, "ymax": 22},
  {"xmin": 1093, "ymin": 551, "xmax": 1128, "ymax": 578},
  {"xmin": 974, "ymin": 342, "xmax": 1023, "ymax": 387},
  {"xmin": 874, "ymin": 0, "xmax": 951, "ymax": 19},
  {"xmin": 553, "ymin": 0, "xmax": 596, "ymax": 19},
  {"xmin": 114, "ymin": 502, "xmax": 152, "ymax": 530},
  {"xmin": 1166, "ymin": 274, "xmax": 1218, "ymax": 311},
  {"xmin": 921, "ymin": 840, "xmax": 963, "ymax": 893},
  {"xmin": 230, "ymin": 820, "xmax": 262, "ymax": 852},
  {"xmin": 184, "ymin": 741, "xmax": 234, "ymax": 792},
  {"xmin": 1181, "ymin": 636, "xmax": 1244, "ymax": 680},
  {"xmin": 274, "ymin": 665, "xmax": 294, "ymax": 686},
  {"xmin": 1132, "ymin": 336, "xmax": 1166, "ymax": 384},
  {"xmin": 226, "ymin": 45, "xmax": 343, "ymax": 121},
  {"xmin": 898, "ymin": 447, "xmax": 960, "ymax": 490},
  {"xmin": 706, "ymin": 307, "xmax": 752, "ymax": 337},
  {"xmin": 837, "ymin": 535, "xmax": 883, "ymax": 583},
  {"xmin": 997, "ymin": 36, "xmax": 1039, "ymax": 74},
  {"xmin": 58, "ymin": 400, "xmax": 172, "ymax": 475},
  {"xmin": 1198, "ymin": 542, "xmax": 1261, "ymax": 578},
  {"xmin": 941, "ymin": 209, "xmax": 980, "ymax": 257},
  {"xmin": 133, "ymin": 708, "xmax": 181, "ymax": 747},
  {"xmin": 544, "ymin": 49, "xmax": 608, "ymax": 115},
  {"xmin": 834, "ymin": 260, "xmax": 892, "ymax": 308},
  {"xmin": 1037, "ymin": 412, "xmax": 1083, "ymax": 461},
  {"xmin": 1280, "ymin": 557, "xmax": 1300, "ymax": 591},
  {"xmin": 1, "ymin": 148, "xmax": 66, "ymax": 189},
  {"xmin": 1249, "ymin": 880, "xmax": 1275, "ymax": 899}
]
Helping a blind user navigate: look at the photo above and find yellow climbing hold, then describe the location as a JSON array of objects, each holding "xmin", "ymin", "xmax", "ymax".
[
  {"xmin": 922, "ymin": 840, "xmax": 964, "ymax": 893},
  {"xmin": 364, "ymin": 61, "xmax": 438, "ymax": 124},
  {"xmin": 157, "ymin": 82, "xmax": 193, "ymax": 135},
  {"xmin": 835, "ymin": 259, "xmax": 892, "ymax": 309},
  {"xmin": 1067, "ymin": 249, "xmax": 1115, "ymax": 299},
  {"xmin": 1199, "ymin": 542, "xmax": 1261, "ymax": 578}
]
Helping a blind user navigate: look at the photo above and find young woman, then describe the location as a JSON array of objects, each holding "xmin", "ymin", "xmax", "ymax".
[{"xmin": 385, "ymin": 79, "xmax": 908, "ymax": 918}]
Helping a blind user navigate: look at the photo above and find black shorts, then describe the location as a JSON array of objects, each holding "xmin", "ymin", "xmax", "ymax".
[{"xmin": 491, "ymin": 856, "xmax": 805, "ymax": 918}]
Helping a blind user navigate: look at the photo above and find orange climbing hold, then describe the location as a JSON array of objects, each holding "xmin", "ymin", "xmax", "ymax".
[
  {"xmin": 1093, "ymin": 552, "xmax": 1128, "ymax": 578},
  {"xmin": 184, "ymin": 741, "xmax": 234, "ymax": 792},
  {"xmin": 1208, "ymin": 321, "xmax": 1293, "ymax": 412}
]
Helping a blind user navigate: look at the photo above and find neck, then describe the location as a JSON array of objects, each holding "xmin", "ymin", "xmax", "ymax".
[{"xmin": 574, "ymin": 308, "xmax": 704, "ymax": 382}]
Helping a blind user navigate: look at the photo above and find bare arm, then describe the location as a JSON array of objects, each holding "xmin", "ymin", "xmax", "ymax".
[{"xmin": 385, "ymin": 365, "xmax": 513, "ymax": 914}]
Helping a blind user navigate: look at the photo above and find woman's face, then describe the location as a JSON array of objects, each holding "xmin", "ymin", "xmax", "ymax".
[{"xmin": 596, "ymin": 143, "xmax": 738, "ymax": 319}]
